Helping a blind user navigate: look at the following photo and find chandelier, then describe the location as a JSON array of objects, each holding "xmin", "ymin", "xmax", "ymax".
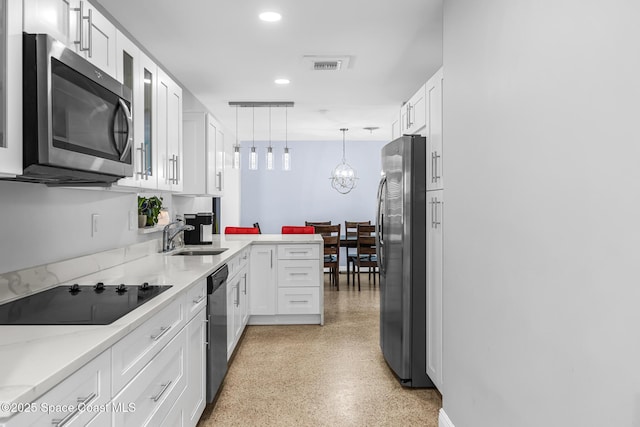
[{"xmin": 330, "ymin": 128, "xmax": 358, "ymax": 194}]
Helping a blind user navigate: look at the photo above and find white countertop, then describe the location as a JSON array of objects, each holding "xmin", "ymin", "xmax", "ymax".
[{"xmin": 0, "ymin": 234, "xmax": 322, "ymax": 418}]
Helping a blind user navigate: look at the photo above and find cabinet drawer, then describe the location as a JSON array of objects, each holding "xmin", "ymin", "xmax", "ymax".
[
  {"xmin": 186, "ymin": 279, "xmax": 207, "ymax": 321},
  {"xmin": 227, "ymin": 254, "xmax": 240, "ymax": 279},
  {"xmin": 277, "ymin": 288, "xmax": 320, "ymax": 314},
  {"xmin": 112, "ymin": 296, "xmax": 186, "ymax": 393},
  {"xmin": 238, "ymin": 247, "xmax": 250, "ymax": 270},
  {"xmin": 0, "ymin": 351, "xmax": 111, "ymax": 427},
  {"xmin": 278, "ymin": 260, "xmax": 320, "ymax": 287},
  {"xmin": 277, "ymin": 244, "xmax": 319, "ymax": 260},
  {"xmin": 112, "ymin": 329, "xmax": 187, "ymax": 427}
]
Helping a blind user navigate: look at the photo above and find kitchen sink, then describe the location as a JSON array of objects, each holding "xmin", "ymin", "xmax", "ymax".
[{"xmin": 172, "ymin": 249, "xmax": 228, "ymax": 256}]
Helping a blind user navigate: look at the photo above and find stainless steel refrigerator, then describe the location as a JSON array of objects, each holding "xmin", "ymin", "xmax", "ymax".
[{"xmin": 376, "ymin": 135, "xmax": 434, "ymax": 388}]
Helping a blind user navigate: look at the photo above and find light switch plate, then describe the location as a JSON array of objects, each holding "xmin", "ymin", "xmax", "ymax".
[{"xmin": 91, "ymin": 214, "xmax": 99, "ymax": 237}]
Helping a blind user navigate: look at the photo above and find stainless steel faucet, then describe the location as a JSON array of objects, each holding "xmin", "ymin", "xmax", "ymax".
[{"xmin": 162, "ymin": 220, "xmax": 195, "ymax": 252}]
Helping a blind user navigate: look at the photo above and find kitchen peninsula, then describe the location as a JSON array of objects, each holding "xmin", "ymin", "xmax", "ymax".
[{"xmin": 0, "ymin": 234, "xmax": 323, "ymax": 426}]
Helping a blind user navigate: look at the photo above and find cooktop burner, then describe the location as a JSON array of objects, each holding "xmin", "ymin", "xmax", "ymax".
[{"xmin": 0, "ymin": 282, "xmax": 172, "ymax": 325}]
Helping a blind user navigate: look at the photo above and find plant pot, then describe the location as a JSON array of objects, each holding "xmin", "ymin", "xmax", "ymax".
[{"xmin": 138, "ymin": 215, "xmax": 147, "ymax": 228}]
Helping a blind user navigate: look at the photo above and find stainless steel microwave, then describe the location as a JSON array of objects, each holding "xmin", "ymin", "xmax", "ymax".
[{"xmin": 20, "ymin": 33, "xmax": 133, "ymax": 185}]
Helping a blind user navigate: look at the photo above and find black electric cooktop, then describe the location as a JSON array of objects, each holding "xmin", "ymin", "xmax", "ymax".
[{"xmin": 0, "ymin": 282, "xmax": 172, "ymax": 325}]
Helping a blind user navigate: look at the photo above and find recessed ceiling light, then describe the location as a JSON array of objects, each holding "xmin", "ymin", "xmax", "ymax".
[
  {"xmin": 275, "ymin": 78, "xmax": 290, "ymax": 85},
  {"xmin": 259, "ymin": 11, "xmax": 281, "ymax": 22}
]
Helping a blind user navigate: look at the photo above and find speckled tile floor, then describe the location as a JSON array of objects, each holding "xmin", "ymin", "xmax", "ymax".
[{"xmin": 197, "ymin": 274, "xmax": 441, "ymax": 427}]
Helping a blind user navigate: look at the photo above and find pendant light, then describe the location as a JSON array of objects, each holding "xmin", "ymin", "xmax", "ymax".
[
  {"xmin": 282, "ymin": 106, "xmax": 291, "ymax": 171},
  {"xmin": 249, "ymin": 106, "xmax": 258, "ymax": 170},
  {"xmin": 232, "ymin": 105, "xmax": 241, "ymax": 169},
  {"xmin": 330, "ymin": 128, "xmax": 358, "ymax": 194},
  {"xmin": 266, "ymin": 106, "xmax": 274, "ymax": 170}
]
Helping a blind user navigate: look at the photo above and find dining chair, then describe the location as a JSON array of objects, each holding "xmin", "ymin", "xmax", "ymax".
[
  {"xmin": 224, "ymin": 226, "xmax": 260, "ymax": 234},
  {"xmin": 306, "ymin": 221, "xmax": 331, "ymax": 236},
  {"xmin": 344, "ymin": 220, "xmax": 371, "ymax": 287},
  {"xmin": 313, "ymin": 224, "xmax": 341, "ymax": 290},
  {"xmin": 350, "ymin": 224, "xmax": 377, "ymax": 291},
  {"xmin": 281, "ymin": 225, "xmax": 315, "ymax": 234}
]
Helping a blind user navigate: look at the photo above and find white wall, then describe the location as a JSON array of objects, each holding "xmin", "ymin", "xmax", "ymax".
[
  {"xmin": 0, "ymin": 181, "xmax": 138, "ymax": 273},
  {"xmin": 240, "ymin": 139, "xmax": 386, "ymax": 234},
  {"xmin": 442, "ymin": 1, "xmax": 640, "ymax": 426}
]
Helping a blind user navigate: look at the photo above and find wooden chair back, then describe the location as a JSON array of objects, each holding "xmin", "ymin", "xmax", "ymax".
[
  {"xmin": 356, "ymin": 224, "xmax": 377, "ymax": 258},
  {"xmin": 314, "ymin": 224, "xmax": 341, "ymax": 256},
  {"xmin": 307, "ymin": 221, "xmax": 332, "ymax": 236},
  {"xmin": 345, "ymin": 220, "xmax": 371, "ymax": 238}
]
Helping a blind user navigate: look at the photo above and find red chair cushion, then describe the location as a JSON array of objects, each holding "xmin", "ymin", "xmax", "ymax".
[
  {"xmin": 281, "ymin": 226, "xmax": 315, "ymax": 234},
  {"xmin": 225, "ymin": 226, "xmax": 260, "ymax": 234}
]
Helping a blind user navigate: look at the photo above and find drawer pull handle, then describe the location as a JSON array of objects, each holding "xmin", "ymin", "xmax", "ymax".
[
  {"xmin": 290, "ymin": 300, "xmax": 309, "ymax": 304},
  {"xmin": 51, "ymin": 392, "xmax": 96, "ymax": 426},
  {"xmin": 289, "ymin": 272, "xmax": 309, "ymax": 276},
  {"xmin": 193, "ymin": 295, "xmax": 206, "ymax": 304},
  {"xmin": 151, "ymin": 325, "xmax": 172, "ymax": 341},
  {"xmin": 288, "ymin": 251, "xmax": 310, "ymax": 254},
  {"xmin": 151, "ymin": 380, "xmax": 173, "ymax": 402}
]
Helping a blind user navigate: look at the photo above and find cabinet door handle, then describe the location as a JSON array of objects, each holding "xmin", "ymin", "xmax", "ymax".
[
  {"xmin": 434, "ymin": 198, "xmax": 441, "ymax": 228},
  {"xmin": 193, "ymin": 295, "xmax": 206, "ymax": 304},
  {"xmin": 73, "ymin": 1, "xmax": 89, "ymax": 53},
  {"xmin": 217, "ymin": 171, "xmax": 223, "ymax": 191},
  {"xmin": 243, "ymin": 273, "xmax": 247, "ymax": 295},
  {"xmin": 51, "ymin": 392, "xmax": 96, "ymax": 426},
  {"xmin": 205, "ymin": 314, "xmax": 210, "ymax": 348},
  {"xmin": 235, "ymin": 284, "xmax": 239, "ymax": 307},
  {"xmin": 151, "ymin": 380, "xmax": 172, "ymax": 402},
  {"xmin": 434, "ymin": 151, "xmax": 441, "ymax": 182},
  {"xmin": 431, "ymin": 152, "xmax": 436, "ymax": 183},
  {"xmin": 136, "ymin": 143, "xmax": 146, "ymax": 178},
  {"xmin": 150, "ymin": 325, "xmax": 172, "ymax": 341},
  {"xmin": 270, "ymin": 250, "xmax": 273, "ymax": 269},
  {"xmin": 87, "ymin": 7, "xmax": 93, "ymax": 58},
  {"xmin": 175, "ymin": 154, "xmax": 180, "ymax": 184}
]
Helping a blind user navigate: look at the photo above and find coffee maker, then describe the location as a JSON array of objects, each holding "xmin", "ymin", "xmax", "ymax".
[{"xmin": 183, "ymin": 213, "xmax": 213, "ymax": 245}]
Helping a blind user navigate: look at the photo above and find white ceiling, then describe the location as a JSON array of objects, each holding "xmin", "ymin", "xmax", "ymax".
[{"xmin": 95, "ymin": 0, "xmax": 443, "ymax": 142}]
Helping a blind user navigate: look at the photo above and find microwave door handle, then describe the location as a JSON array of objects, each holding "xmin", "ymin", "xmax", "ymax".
[{"xmin": 116, "ymin": 99, "xmax": 133, "ymax": 162}]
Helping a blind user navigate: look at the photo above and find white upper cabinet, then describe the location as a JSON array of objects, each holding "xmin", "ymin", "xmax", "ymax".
[
  {"xmin": 156, "ymin": 68, "xmax": 183, "ymax": 192},
  {"xmin": 426, "ymin": 67, "xmax": 444, "ymax": 191},
  {"xmin": 23, "ymin": 0, "xmax": 74, "ymax": 45},
  {"xmin": 0, "ymin": 0, "xmax": 22, "ymax": 177},
  {"xmin": 391, "ymin": 111, "xmax": 401, "ymax": 141},
  {"xmin": 401, "ymin": 82, "xmax": 426, "ymax": 135},
  {"xmin": 24, "ymin": 0, "xmax": 116, "ymax": 77},
  {"xmin": 182, "ymin": 112, "xmax": 224, "ymax": 196},
  {"xmin": 114, "ymin": 34, "xmax": 158, "ymax": 189}
]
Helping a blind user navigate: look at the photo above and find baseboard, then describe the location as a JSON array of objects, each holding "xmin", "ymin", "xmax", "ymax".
[{"xmin": 439, "ymin": 409, "xmax": 455, "ymax": 427}]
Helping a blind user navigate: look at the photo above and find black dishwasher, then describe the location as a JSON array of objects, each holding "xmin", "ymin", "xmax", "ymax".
[{"xmin": 207, "ymin": 264, "xmax": 228, "ymax": 403}]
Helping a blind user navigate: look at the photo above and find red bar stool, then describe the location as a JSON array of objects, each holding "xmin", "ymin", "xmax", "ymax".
[
  {"xmin": 224, "ymin": 226, "xmax": 260, "ymax": 234},
  {"xmin": 281, "ymin": 225, "xmax": 315, "ymax": 234}
]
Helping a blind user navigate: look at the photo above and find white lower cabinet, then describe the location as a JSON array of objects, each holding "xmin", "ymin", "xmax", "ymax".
[
  {"xmin": 184, "ymin": 308, "xmax": 206, "ymax": 426},
  {"xmin": 112, "ymin": 326, "xmax": 187, "ymax": 426},
  {"xmin": 277, "ymin": 287, "xmax": 320, "ymax": 315},
  {"xmin": 249, "ymin": 242, "xmax": 323, "ymax": 325},
  {"xmin": 248, "ymin": 245, "xmax": 277, "ymax": 315},
  {"xmin": 111, "ymin": 297, "xmax": 185, "ymax": 392},
  {"xmin": 426, "ymin": 189, "xmax": 444, "ymax": 390},
  {"xmin": 227, "ymin": 252, "xmax": 249, "ymax": 359},
  {"xmin": 0, "ymin": 351, "xmax": 111, "ymax": 427}
]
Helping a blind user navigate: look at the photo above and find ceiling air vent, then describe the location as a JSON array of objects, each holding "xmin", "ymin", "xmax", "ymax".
[
  {"xmin": 303, "ymin": 55, "xmax": 352, "ymax": 71},
  {"xmin": 314, "ymin": 61, "xmax": 342, "ymax": 71}
]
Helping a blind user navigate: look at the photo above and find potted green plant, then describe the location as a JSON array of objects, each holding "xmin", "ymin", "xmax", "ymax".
[{"xmin": 138, "ymin": 196, "xmax": 163, "ymax": 227}]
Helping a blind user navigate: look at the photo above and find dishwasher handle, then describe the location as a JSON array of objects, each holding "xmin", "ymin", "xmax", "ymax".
[{"xmin": 207, "ymin": 264, "xmax": 229, "ymax": 294}]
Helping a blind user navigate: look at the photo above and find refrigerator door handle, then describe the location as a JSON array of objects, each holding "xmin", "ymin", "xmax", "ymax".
[{"xmin": 376, "ymin": 176, "xmax": 387, "ymax": 274}]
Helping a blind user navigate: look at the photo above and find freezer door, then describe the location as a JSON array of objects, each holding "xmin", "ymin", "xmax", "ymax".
[{"xmin": 379, "ymin": 136, "xmax": 411, "ymax": 380}]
